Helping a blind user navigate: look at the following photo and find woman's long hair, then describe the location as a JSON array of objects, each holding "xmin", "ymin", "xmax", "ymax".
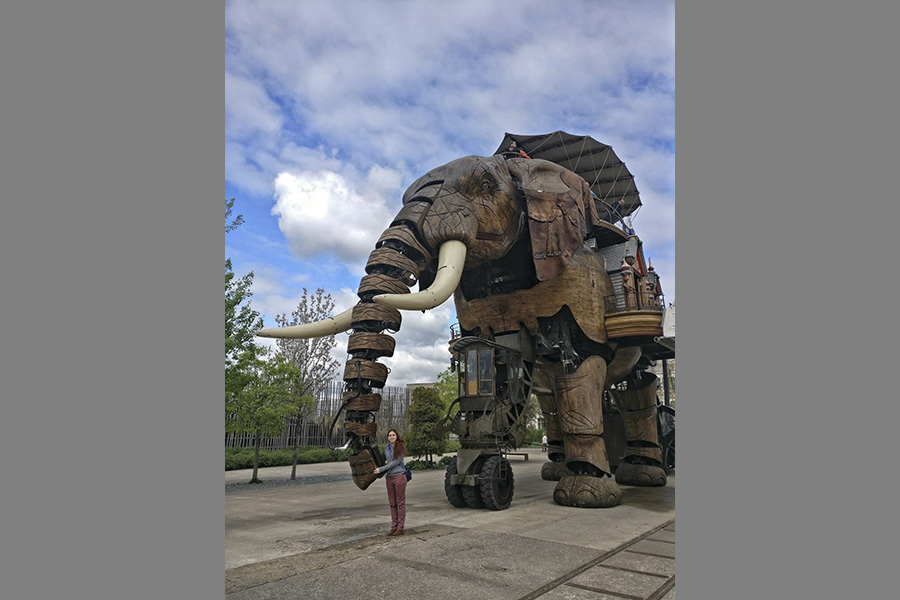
[{"xmin": 387, "ymin": 428, "xmax": 406, "ymax": 459}]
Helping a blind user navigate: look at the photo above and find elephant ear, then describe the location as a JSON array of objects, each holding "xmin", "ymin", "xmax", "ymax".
[{"xmin": 506, "ymin": 158, "xmax": 597, "ymax": 281}]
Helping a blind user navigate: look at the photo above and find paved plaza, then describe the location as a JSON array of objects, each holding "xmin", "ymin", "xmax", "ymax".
[{"xmin": 226, "ymin": 448, "xmax": 674, "ymax": 599}]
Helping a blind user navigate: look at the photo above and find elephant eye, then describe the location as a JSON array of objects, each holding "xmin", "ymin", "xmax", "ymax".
[{"xmin": 481, "ymin": 181, "xmax": 494, "ymax": 191}]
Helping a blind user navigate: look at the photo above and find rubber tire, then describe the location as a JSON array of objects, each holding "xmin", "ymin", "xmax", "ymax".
[
  {"xmin": 461, "ymin": 457, "xmax": 485, "ymax": 508},
  {"xmin": 479, "ymin": 455, "xmax": 514, "ymax": 510},
  {"xmin": 444, "ymin": 458, "xmax": 467, "ymax": 508}
]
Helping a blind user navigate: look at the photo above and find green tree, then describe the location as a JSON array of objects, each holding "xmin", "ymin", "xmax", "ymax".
[
  {"xmin": 273, "ymin": 288, "xmax": 340, "ymax": 479},
  {"xmin": 225, "ymin": 351, "xmax": 299, "ymax": 483},
  {"xmin": 405, "ymin": 386, "xmax": 448, "ymax": 465},
  {"xmin": 225, "ymin": 198, "xmax": 264, "ymax": 401},
  {"xmin": 434, "ymin": 366, "xmax": 458, "ymax": 412},
  {"xmin": 225, "ymin": 197, "xmax": 244, "ymax": 233},
  {"xmin": 520, "ymin": 393, "xmax": 542, "ymax": 444}
]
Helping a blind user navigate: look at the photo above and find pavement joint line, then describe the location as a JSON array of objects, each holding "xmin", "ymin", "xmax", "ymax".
[
  {"xmin": 564, "ymin": 581, "xmax": 644, "ymax": 600},
  {"xmin": 624, "ymin": 549, "xmax": 675, "ymax": 560},
  {"xmin": 515, "ymin": 518, "xmax": 674, "ymax": 600},
  {"xmin": 646, "ymin": 576, "xmax": 676, "ymax": 600},
  {"xmin": 593, "ymin": 563, "xmax": 671, "ymax": 579}
]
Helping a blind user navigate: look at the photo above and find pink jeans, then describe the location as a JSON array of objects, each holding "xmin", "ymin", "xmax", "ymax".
[{"xmin": 385, "ymin": 473, "xmax": 407, "ymax": 530}]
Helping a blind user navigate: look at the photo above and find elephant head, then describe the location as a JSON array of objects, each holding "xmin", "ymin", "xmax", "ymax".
[
  {"xmin": 256, "ymin": 154, "xmax": 610, "ymax": 489},
  {"xmin": 259, "ymin": 155, "xmax": 600, "ymax": 331}
]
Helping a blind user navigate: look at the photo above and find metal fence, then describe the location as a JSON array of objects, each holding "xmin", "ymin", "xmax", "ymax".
[{"xmin": 225, "ymin": 381, "xmax": 413, "ymax": 450}]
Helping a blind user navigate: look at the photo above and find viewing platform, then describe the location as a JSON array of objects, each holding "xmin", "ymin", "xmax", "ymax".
[{"xmin": 603, "ymin": 293, "xmax": 665, "ymax": 339}]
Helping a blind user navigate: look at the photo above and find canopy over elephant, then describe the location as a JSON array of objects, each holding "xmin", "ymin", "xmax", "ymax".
[{"xmin": 258, "ymin": 132, "xmax": 672, "ymax": 509}]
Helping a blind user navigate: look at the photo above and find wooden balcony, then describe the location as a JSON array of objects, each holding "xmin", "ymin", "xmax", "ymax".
[{"xmin": 604, "ymin": 294, "xmax": 665, "ymax": 339}]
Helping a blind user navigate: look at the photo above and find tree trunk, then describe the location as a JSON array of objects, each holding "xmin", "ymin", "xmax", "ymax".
[
  {"xmin": 290, "ymin": 415, "xmax": 299, "ymax": 480},
  {"xmin": 251, "ymin": 434, "xmax": 262, "ymax": 483}
]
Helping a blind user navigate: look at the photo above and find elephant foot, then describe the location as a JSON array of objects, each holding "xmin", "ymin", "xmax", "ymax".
[
  {"xmin": 541, "ymin": 461, "xmax": 572, "ymax": 481},
  {"xmin": 614, "ymin": 461, "xmax": 667, "ymax": 487},
  {"xmin": 553, "ymin": 474, "xmax": 621, "ymax": 508}
]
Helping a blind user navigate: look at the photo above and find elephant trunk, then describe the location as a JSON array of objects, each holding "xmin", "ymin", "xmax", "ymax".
[
  {"xmin": 254, "ymin": 188, "xmax": 471, "ymax": 490},
  {"xmin": 253, "ymin": 225, "xmax": 467, "ymax": 490},
  {"xmin": 341, "ymin": 226, "xmax": 432, "ymax": 489}
]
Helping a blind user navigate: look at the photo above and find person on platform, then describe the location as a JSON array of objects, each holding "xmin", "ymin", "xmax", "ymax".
[{"xmin": 507, "ymin": 140, "xmax": 531, "ymax": 158}]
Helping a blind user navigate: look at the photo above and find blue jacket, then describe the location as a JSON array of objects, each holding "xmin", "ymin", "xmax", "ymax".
[{"xmin": 382, "ymin": 444, "xmax": 406, "ymax": 477}]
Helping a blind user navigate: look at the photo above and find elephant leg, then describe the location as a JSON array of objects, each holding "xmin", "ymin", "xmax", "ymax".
[
  {"xmin": 551, "ymin": 355, "xmax": 621, "ymax": 508},
  {"xmin": 533, "ymin": 361, "xmax": 570, "ymax": 481},
  {"xmin": 605, "ymin": 346, "xmax": 642, "ymax": 387},
  {"xmin": 611, "ymin": 371, "xmax": 667, "ymax": 487}
]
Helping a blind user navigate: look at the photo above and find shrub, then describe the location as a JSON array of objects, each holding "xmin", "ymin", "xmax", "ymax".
[
  {"xmin": 225, "ymin": 446, "xmax": 349, "ymax": 470},
  {"xmin": 225, "ymin": 448, "xmax": 254, "ymax": 470},
  {"xmin": 524, "ymin": 428, "xmax": 544, "ymax": 446}
]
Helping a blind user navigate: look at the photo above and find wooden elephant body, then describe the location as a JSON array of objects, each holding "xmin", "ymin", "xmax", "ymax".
[{"xmin": 257, "ymin": 136, "xmax": 672, "ymax": 509}]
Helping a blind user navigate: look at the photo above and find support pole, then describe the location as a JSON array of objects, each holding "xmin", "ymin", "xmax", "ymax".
[{"xmin": 662, "ymin": 358, "xmax": 671, "ymax": 406}]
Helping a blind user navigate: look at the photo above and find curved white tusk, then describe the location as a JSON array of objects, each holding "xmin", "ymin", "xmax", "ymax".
[
  {"xmin": 255, "ymin": 308, "xmax": 353, "ymax": 339},
  {"xmin": 373, "ymin": 240, "xmax": 466, "ymax": 311}
]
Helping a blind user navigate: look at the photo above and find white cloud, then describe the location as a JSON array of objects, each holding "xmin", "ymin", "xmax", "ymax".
[
  {"xmin": 225, "ymin": 72, "xmax": 283, "ymax": 141},
  {"xmin": 362, "ymin": 165, "xmax": 404, "ymax": 201},
  {"xmin": 247, "ymin": 265, "xmax": 287, "ymax": 298},
  {"xmin": 369, "ymin": 304, "xmax": 457, "ymax": 387},
  {"xmin": 271, "ymin": 168, "xmax": 400, "ymax": 263},
  {"xmin": 226, "ymin": 0, "xmax": 675, "ymax": 187}
]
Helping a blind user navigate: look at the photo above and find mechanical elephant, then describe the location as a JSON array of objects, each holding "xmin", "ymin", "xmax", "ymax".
[{"xmin": 258, "ymin": 153, "xmax": 667, "ymax": 509}]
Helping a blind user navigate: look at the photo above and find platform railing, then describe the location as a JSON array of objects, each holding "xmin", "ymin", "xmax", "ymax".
[{"xmin": 604, "ymin": 292, "xmax": 666, "ymax": 315}]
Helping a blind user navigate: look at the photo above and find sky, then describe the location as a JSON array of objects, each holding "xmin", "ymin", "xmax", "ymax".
[{"xmin": 225, "ymin": 0, "xmax": 674, "ymax": 387}]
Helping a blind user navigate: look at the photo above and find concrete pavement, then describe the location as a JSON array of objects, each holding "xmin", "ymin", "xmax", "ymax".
[{"xmin": 226, "ymin": 448, "xmax": 674, "ymax": 599}]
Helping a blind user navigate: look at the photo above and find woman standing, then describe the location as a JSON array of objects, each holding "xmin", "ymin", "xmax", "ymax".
[{"xmin": 373, "ymin": 428, "xmax": 407, "ymax": 536}]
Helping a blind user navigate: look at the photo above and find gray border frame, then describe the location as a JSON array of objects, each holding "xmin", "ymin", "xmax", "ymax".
[
  {"xmin": 2, "ymin": 3, "xmax": 222, "ymax": 597},
  {"xmin": 676, "ymin": 2, "xmax": 896, "ymax": 598},
  {"xmin": 3, "ymin": 1, "xmax": 896, "ymax": 597}
]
